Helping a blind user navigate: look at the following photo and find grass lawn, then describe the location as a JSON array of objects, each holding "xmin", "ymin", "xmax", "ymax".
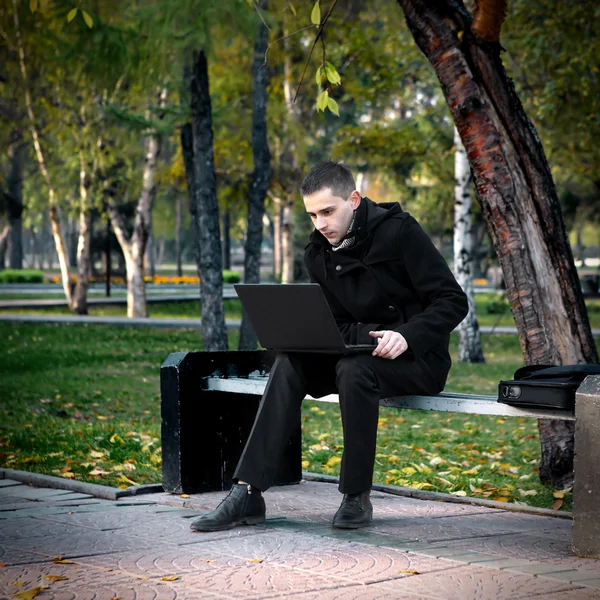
[
  {"xmin": 0, "ymin": 322, "xmax": 587, "ymax": 511},
  {"xmin": 2, "ymin": 293, "xmax": 599, "ymax": 328}
]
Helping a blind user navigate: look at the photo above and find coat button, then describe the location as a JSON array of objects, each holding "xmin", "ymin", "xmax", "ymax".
[
  {"xmin": 388, "ymin": 305, "xmax": 396, "ymax": 312},
  {"xmin": 335, "ymin": 265, "xmax": 342, "ymax": 271}
]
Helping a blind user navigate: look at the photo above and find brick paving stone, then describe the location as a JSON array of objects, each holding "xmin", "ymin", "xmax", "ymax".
[
  {"xmin": 0, "ymin": 544, "xmax": 54, "ymax": 565},
  {"xmin": 3, "ymin": 528, "xmax": 161, "ymax": 558},
  {"xmin": 0, "ymin": 517, "xmax": 101, "ymax": 541},
  {"xmin": 541, "ymin": 570, "xmax": 600, "ymax": 583},
  {"xmin": 0, "ymin": 480, "xmax": 23, "ymax": 488},
  {"xmin": 577, "ymin": 579, "xmax": 600, "ymax": 590},
  {"xmin": 376, "ymin": 563, "xmax": 582, "ymax": 599},
  {"xmin": 276, "ymin": 583, "xmax": 431, "ymax": 599},
  {"xmin": 0, "ymin": 486, "xmax": 78, "ymax": 501},
  {"xmin": 541, "ymin": 589, "xmax": 600, "ymax": 600},
  {"xmin": 0, "ymin": 561, "xmax": 214, "ymax": 600}
]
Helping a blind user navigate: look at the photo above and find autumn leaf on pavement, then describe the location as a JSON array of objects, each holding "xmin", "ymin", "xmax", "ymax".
[
  {"xmin": 0, "ymin": 561, "xmax": 6, "ymax": 567},
  {"xmin": 398, "ymin": 569, "xmax": 419, "ymax": 575},
  {"xmin": 248, "ymin": 559, "xmax": 264, "ymax": 563},
  {"xmin": 44, "ymin": 575, "xmax": 69, "ymax": 582},
  {"xmin": 161, "ymin": 575, "xmax": 179, "ymax": 581},
  {"xmin": 14, "ymin": 587, "xmax": 48, "ymax": 599},
  {"xmin": 180, "ymin": 494, "xmax": 190, "ymax": 498},
  {"xmin": 11, "ymin": 580, "xmax": 26, "ymax": 587},
  {"xmin": 52, "ymin": 558, "xmax": 74, "ymax": 564}
]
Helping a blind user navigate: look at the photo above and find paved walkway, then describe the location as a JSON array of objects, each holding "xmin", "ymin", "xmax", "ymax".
[{"xmin": 2, "ymin": 478, "xmax": 600, "ymax": 599}]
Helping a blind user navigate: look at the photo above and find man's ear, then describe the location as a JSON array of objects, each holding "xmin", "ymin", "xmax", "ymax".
[{"xmin": 349, "ymin": 190, "xmax": 361, "ymax": 209}]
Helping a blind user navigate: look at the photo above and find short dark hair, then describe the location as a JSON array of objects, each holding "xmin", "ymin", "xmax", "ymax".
[{"xmin": 300, "ymin": 161, "xmax": 355, "ymax": 199}]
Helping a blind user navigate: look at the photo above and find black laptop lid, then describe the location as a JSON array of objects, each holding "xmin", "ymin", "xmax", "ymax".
[{"xmin": 234, "ymin": 283, "xmax": 350, "ymax": 351}]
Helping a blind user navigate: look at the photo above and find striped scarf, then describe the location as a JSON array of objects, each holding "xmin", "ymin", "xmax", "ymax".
[{"xmin": 331, "ymin": 211, "xmax": 357, "ymax": 252}]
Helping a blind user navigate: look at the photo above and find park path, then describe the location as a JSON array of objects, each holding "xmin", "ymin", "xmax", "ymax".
[{"xmin": 1, "ymin": 477, "xmax": 600, "ymax": 599}]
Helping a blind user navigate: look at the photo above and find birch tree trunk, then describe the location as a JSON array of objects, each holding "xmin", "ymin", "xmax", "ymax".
[
  {"xmin": 397, "ymin": 0, "xmax": 598, "ymax": 488},
  {"xmin": 73, "ymin": 151, "xmax": 93, "ymax": 315},
  {"xmin": 7, "ymin": 128, "xmax": 24, "ymax": 270},
  {"xmin": 273, "ymin": 199, "xmax": 282, "ymax": 280},
  {"xmin": 281, "ymin": 196, "xmax": 295, "ymax": 284},
  {"xmin": 222, "ymin": 210, "xmax": 231, "ymax": 271},
  {"xmin": 454, "ymin": 127, "xmax": 485, "ymax": 363},
  {"xmin": 185, "ymin": 52, "xmax": 228, "ymax": 351},
  {"xmin": 175, "ymin": 193, "xmax": 183, "ymax": 277},
  {"xmin": 0, "ymin": 226, "xmax": 8, "ymax": 267},
  {"xmin": 13, "ymin": 0, "xmax": 72, "ymax": 305},
  {"xmin": 239, "ymin": 2, "xmax": 271, "ymax": 350},
  {"xmin": 108, "ymin": 89, "xmax": 166, "ymax": 317}
]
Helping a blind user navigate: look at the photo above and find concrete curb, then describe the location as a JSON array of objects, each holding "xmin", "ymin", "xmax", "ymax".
[
  {"xmin": 0, "ymin": 468, "xmax": 163, "ymax": 501},
  {"xmin": 302, "ymin": 472, "xmax": 572, "ymax": 520}
]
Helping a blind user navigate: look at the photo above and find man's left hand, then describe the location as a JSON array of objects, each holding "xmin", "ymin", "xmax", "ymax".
[{"xmin": 369, "ymin": 330, "xmax": 408, "ymax": 360}]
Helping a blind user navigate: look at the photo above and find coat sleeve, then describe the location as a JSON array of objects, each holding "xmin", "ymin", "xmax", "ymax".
[
  {"xmin": 393, "ymin": 216, "xmax": 469, "ymax": 358},
  {"xmin": 305, "ymin": 252, "xmax": 381, "ymax": 346}
]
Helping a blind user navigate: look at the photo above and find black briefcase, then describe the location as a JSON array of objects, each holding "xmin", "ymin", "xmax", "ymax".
[{"xmin": 498, "ymin": 364, "xmax": 600, "ymax": 411}]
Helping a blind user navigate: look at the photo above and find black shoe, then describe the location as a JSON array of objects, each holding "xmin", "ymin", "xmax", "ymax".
[
  {"xmin": 332, "ymin": 490, "xmax": 373, "ymax": 529},
  {"xmin": 190, "ymin": 484, "xmax": 266, "ymax": 532}
]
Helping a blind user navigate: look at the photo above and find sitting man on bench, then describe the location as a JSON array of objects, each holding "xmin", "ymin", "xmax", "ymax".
[{"xmin": 191, "ymin": 160, "xmax": 468, "ymax": 532}]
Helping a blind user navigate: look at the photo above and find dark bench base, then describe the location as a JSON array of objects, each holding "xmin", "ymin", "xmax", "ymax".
[{"xmin": 160, "ymin": 350, "xmax": 302, "ymax": 494}]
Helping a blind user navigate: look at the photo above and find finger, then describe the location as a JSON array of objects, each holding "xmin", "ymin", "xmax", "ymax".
[
  {"xmin": 379, "ymin": 338, "xmax": 396, "ymax": 356},
  {"xmin": 369, "ymin": 331, "xmax": 383, "ymax": 338}
]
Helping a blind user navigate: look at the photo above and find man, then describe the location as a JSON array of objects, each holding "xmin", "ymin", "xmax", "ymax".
[{"xmin": 191, "ymin": 161, "xmax": 468, "ymax": 532}]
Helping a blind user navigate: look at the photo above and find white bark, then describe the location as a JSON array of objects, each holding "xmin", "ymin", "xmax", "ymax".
[
  {"xmin": 281, "ymin": 195, "xmax": 295, "ymax": 284},
  {"xmin": 73, "ymin": 152, "xmax": 93, "ymax": 314},
  {"xmin": 13, "ymin": 0, "xmax": 72, "ymax": 306},
  {"xmin": 453, "ymin": 127, "xmax": 485, "ymax": 363},
  {"xmin": 108, "ymin": 88, "xmax": 166, "ymax": 317}
]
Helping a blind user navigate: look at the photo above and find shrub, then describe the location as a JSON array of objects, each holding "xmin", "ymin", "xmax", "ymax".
[
  {"xmin": 0, "ymin": 269, "xmax": 45, "ymax": 284},
  {"xmin": 486, "ymin": 295, "xmax": 509, "ymax": 315},
  {"xmin": 222, "ymin": 270, "xmax": 241, "ymax": 283}
]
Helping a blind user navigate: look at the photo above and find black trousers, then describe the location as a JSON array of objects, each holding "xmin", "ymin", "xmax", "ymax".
[{"xmin": 234, "ymin": 350, "xmax": 449, "ymax": 494}]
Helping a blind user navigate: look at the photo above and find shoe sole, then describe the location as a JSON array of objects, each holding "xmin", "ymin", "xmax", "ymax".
[
  {"xmin": 190, "ymin": 516, "xmax": 266, "ymax": 532},
  {"xmin": 331, "ymin": 512, "xmax": 373, "ymax": 530}
]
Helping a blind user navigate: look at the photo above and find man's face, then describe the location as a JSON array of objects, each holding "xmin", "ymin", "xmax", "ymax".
[{"xmin": 303, "ymin": 187, "xmax": 361, "ymax": 245}]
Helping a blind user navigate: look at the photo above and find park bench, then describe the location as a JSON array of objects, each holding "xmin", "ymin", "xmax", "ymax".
[{"xmin": 160, "ymin": 350, "xmax": 600, "ymax": 559}]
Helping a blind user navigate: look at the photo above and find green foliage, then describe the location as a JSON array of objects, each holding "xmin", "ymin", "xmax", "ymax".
[
  {"xmin": 486, "ymin": 295, "xmax": 510, "ymax": 315},
  {"xmin": 222, "ymin": 270, "xmax": 241, "ymax": 283},
  {"xmin": 0, "ymin": 269, "xmax": 45, "ymax": 284}
]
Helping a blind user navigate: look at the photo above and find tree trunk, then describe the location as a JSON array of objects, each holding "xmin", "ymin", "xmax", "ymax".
[
  {"xmin": 187, "ymin": 51, "xmax": 228, "ymax": 351},
  {"xmin": 108, "ymin": 89, "xmax": 166, "ymax": 318},
  {"xmin": 222, "ymin": 209, "xmax": 231, "ymax": 271},
  {"xmin": 273, "ymin": 199, "xmax": 282, "ymax": 280},
  {"xmin": 175, "ymin": 193, "xmax": 183, "ymax": 277},
  {"xmin": 13, "ymin": 0, "xmax": 72, "ymax": 305},
  {"xmin": 73, "ymin": 152, "xmax": 93, "ymax": 315},
  {"xmin": 398, "ymin": 0, "xmax": 598, "ymax": 489},
  {"xmin": 6, "ymin": 128, "xmax": 24, "ymax": 270},
  {"xmin": 0, "ymin": 225, "xmax": 8, "ymax": 268},
  {"xmin": 281, "ymin": 196, "xmax": 295, "ymax": 284},
  {"xmin": 453, "ymin": 127, "xmax": 485, "ymax": 363},
  {"xmin": 239, "ymin": 4, "xmax": 271, "ymax": 350},
  {"xmin": 146, "ymin": 209, "xmax": 156, "ymax": 278}
]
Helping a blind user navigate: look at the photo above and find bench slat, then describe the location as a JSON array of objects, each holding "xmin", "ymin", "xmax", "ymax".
[{"xmin": 204, "ymin": 377, "xmax": 575, "ymax": 421}]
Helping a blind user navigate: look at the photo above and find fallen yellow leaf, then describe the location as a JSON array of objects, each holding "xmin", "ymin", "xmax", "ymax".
[
  {"xmin": 325, "ymin": 456, "xmax": 341, "ymax": 467},
  {"xmin": 248, "ymin": 558, "xmax": 264, "ymax": 563},
  {"xmin": 14, "ymin": 587, "xmax": 48, "ymax": 600},
  {"xmin": 52, "ymin": 559, "xmax": 75, "ymax": 564},
  {"xmin": 450, "ymin": 490, "xmax": 467, "ymax": 497},
  {"xmin": 491, "ymin": 496, "xmax": 510, "ymax": 502},
  {"xmin": 11, "ymin": 580, "xmax": 26, "ymax": 587},
  {"xmin": 0, "ymin": 561, "xmax": 6, "ymax": 567},
  {"xmin": 552, "ymin": 490, "xmax": 568, "ymax": 499},
  {"xmin": 109, "ymin": 434, "xmax": 125, "ymax": 444},
  {"xmin": 398, "ymin": 569, "xmax": 419, "ymax": 575},
  {"xmin": 401, "ymin": 466, "xmax": 417, "ymax": 476},
  {"xmin": 89, "ymin": 468, "xmax": 111, "ymax": 476},
  {"xmin": 89, "ymin": 450, "xmax": 105, "ymax": 459},
  {"xmin": 551, "ymin": 499, "xmax": 564, "ymax": 511},
  {"xmin": 180, "ymin": 494, "xmax": 190, "ymax": 499},
  {"xmin": 44, "ymin": 575, "xmax": 69, "ymax": 582},
  {"xmin": 161, "ymin": 575, "xmax": 179, "ymax": 581}
]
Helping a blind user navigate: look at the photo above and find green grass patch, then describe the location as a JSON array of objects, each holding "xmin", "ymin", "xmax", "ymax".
[{"xmin": 0, "ymin": 323, "xmax": 586, "ymax": 510}]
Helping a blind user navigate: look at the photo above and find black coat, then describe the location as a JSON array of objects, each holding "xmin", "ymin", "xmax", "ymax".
[{"xmin": 304, "ymin": 197, "xmax": 469, "ymax": 365}]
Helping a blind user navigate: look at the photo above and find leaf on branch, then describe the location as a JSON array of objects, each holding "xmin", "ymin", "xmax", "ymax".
[
  {"xmin": 327, "ymin": 97, "xmax": 339, "ymax": 116},
  {"xmin": 30, "ymin": 0, "xmax": 38, "ymax": 12},
  {"xmin": 316, "ymin": 66, "xmax": 323, "ymax": 86},
  {"xmin": 67, "ymin": 8, "xmax": 77, "ymax": 22},
  {"xmin": 317, "ymin": 90, "xmax": 329, "ymax": 112},
  {"xmin": 311, "ymin": 1, "xmax": 321, "ymax": 25},
  {"xmin": 82, "ymin": 10, "xmax": 93, "ymax": 28},
  {"xmin": 324, "ymin": 62, "xmax": 341, "ymax": 85},
  {"xmin": 289, "ymin": 1, "xmax": 296, "ymax": 16}
]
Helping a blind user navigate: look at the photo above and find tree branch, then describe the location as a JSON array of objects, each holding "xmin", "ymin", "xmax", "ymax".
[{"xmin": 472, "ymin": 0, "xmax": 508, "ymax": 42}]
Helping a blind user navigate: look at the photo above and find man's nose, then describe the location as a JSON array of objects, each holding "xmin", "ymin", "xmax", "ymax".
[{"xmin": 315, "ymin": 216, "xmax": 326, "ymax": 230}]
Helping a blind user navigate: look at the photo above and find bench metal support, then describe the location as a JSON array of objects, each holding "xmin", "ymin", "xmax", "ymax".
[
  {"xmin": 160, "ymin": 350, "xmax": 302, "ymax": 494},
  {"xmin": 573, "ymin": 375, "xmax": 600, "ymax": 559}
]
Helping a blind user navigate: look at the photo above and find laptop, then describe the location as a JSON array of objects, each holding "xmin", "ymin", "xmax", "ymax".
[{"xmin": 234, "ymin": 283, "xmax": 374, "ymax": 354}]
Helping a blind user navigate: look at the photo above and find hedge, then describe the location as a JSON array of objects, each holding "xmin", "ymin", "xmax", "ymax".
[{"xmin": 0, "ymin": 269, "xmax": 45, "ymax": 284}]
